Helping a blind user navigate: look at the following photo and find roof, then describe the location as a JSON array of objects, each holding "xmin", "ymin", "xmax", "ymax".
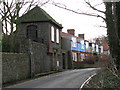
[
  {"xmin": 19, "ymin": 5, "xmax": 62, "ymax": 28},
  {"xmin": 100, "ymin": 43, "xmax": 109, "ymax": 51},
  {"xmin": 61, "ymin": 32, "xmax": 73, "ymax": 37}
]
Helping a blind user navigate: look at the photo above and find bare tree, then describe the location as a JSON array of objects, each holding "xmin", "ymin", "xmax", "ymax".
[
  {"xmin": 51, "ymin": 0, "xmax": 120, "ymax": 70},
  {"xmin": 0, "ymin": 0, "xmax": 38, "ymax": 52},
  {"xmin": 51, "ymin": 1, "xmax": 106, "ymax": 21}
]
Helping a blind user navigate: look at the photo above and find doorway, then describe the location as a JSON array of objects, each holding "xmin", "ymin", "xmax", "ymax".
[{"xmin": 62, "ymin": 53, "xmax": 66, "ymax": 69}]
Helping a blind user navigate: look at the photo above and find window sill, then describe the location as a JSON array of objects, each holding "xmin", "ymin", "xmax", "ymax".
[
  {"xmin": 51, "ymin": 41, "xmax": 55, "ymax": 43},
  {"xmin": 56, "ymin": 43, "xmax": 59, "ymax": 44}
]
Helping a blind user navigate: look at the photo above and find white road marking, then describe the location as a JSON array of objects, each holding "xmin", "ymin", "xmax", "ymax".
[{"xmin": 79, "ymin": 73, "xmax": 97, "ymax": 90}]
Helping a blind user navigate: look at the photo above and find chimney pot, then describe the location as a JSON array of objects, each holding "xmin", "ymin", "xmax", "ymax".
[
  {"xmin": 78, "ymin": 34, "xmax": 84, "ymax": 40},
  {"xmin": 67, "ymin": 29, "xmax": 75, "ymax": 36}
]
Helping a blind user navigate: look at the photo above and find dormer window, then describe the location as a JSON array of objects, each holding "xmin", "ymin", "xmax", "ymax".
[
  {"xmin": 56, "ymin": 29, "xmax": 59, "ymax": 43},
  {"xmin": 51, "ymin": 26, "xmax": 54, "ymax": 42},
  {"xmin": 26, "ymin": 25, "xmax": 38, "ymax": 42}
]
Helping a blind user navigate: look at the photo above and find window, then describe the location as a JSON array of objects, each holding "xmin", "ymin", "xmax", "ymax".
[
  {"xmin": 100, "ymin": 46, "xmax": 103, "ymax": 53},
  {"xmin": 51, "ymin": 26, "xmax": 54, "ymax": 42},
  {"xmin": 72, "ymin": 53, "xmax": 75, "ymax": 61},
  {"xmin": 56, "ymin": 29, "xmax": 59, "ymax": 43},
  {"xmin": 72, "ymin": 37, "xmax": 76, "ymax": 47},
  {"xmin": 57, "ymin": 61, "xmax": 59, "ymax": 67},
  {"xmin": 81, "ymin": 54, "xmax": 84, "ymax": 61},
  {"xmin": 81, "ymin": 40, "xmax": 84, "ymax": 49},
  {"xmin": 96, "ymin": 45, "xmax": 99, "ymax": 52},
  {"xmin": 26, "ymin": 25, "xmax": 37, "ymax": 41},
  {"xmin": 75, "ymin": 53, "xmax": 77, "ymax": 62},
  {"xmin": 92, "ymin": 44, "xmax": 95, "ymax": 52},
  {"xmin": 72, "ymin": 52, "xmax": 77, "ymax": 62},
  {"xmin": 85, "ymin": 42, "xmax": 89, "ymax": 51}
]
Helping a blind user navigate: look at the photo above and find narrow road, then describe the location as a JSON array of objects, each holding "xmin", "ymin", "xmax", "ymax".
[{"xmin": 7, "ymin": 68, "xmax": 99, "ymax": 89}]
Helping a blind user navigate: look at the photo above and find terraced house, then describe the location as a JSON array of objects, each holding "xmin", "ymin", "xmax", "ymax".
[
  {"xmin": 61, "ymin": 29, "xmax": 104, "ymax": 68},
  {"xmin": 17, "ymin": 5, "xmax": 63, "ymax": 76},
  {"xmin": 61, "ymin": 29, "xmax": 86, "ymax": 68}
]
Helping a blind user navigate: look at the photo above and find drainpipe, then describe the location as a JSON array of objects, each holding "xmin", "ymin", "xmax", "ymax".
[
  {"xmin": 30, "ymin": 52, "xmax": 33, "ymax": 78},
  {"xmin": 29, "ymin": 39, "xmax": 33, "ymax": 78}
]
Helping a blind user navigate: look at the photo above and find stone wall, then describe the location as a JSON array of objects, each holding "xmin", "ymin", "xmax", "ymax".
[
  {"xmin": 31, "ymin": 42, "xmax": 51, "ymax": 75},
  {"xmin": 19, "ymin": 39, "xmax": 54, "ymax": 76},
  {"xmin": 2, "ymin": 53, "xmax": 30, "ymax": 84}
]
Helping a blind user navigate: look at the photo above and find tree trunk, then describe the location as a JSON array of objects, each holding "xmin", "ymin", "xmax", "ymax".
[
  {"xmin": 115, "ymin": 2, "xmax": 120, "ymax": 70},
  {"xmin": 105, "ymin": 2, "xmax": 120, "ymax": 70}
]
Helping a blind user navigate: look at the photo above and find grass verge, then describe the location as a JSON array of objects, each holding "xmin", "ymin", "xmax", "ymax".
[{"xmin": 83, "ymin": 68, "xmax": 120, "ymax": 89}]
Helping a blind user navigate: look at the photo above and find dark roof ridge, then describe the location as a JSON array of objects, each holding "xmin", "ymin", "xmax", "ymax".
[{"xmin": 20, "ymin": 5, "xmax": 62, "ymax": 28}]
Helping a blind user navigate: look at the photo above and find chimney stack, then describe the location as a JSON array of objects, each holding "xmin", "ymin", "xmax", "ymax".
[
  {"xmin": 78, "ymin": 34, "xmax": 84, "ymax": 40},
  {"xmin": 67, "ymin": 29, "xmax": 75, "ymax": 36}
]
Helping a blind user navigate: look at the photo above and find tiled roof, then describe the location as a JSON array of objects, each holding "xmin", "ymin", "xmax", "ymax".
[
  {"xmin": 19, "ymin": 5, "xmax": 62, "ymax": 28},
  {"xmin": 100, "ymin": 43, "xmax": 109, "ymax": 51}
]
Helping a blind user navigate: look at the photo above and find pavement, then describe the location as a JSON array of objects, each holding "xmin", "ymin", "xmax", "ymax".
[{"xmin": 4, "ymin": 68, "xmax": 100, "ymax": 89}]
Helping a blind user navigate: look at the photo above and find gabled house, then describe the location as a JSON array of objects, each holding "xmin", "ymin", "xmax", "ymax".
[{"xmin": 17, "ymin": 5, "xmax": 63, "ymax": 75}]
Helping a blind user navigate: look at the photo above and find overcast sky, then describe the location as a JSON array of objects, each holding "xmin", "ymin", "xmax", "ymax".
[
  {"xmin": 40, "ymin": 0, "xmax": 107, "ymax": 40},
  {"xmin": 2, "ymin": 0, "xmax": 107, "ymax": 40}
]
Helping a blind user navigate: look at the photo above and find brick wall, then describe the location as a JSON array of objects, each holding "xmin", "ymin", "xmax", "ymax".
[{"xmin": 2, "ymin": 53, "xmax": 30, "ymax": 84}]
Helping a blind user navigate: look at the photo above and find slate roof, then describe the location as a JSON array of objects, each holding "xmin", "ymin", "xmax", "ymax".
[{"xmin": 20, "ymin": 5, "xmax": 62, "ymax": 28}]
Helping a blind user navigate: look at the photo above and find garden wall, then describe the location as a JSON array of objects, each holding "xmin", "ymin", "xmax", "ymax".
[{"xmin": 2, "ymin": 53, "xmax": 30, "ymax": 84}]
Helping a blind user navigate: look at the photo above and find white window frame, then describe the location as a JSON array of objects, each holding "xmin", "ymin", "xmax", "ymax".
[
  {"xmin": 75, "ymin": 53, "xmax": 77, "ymax": 62},
  {"xmin": 51, "ymin": 26, "xmax": 54, "ymax": 42},
  {"xmin": 96, "ymin": 45, "xmax": 99, "ymax": 52},
  {"xmin": 72, "ymin": 53, "xmax": 75, "ymax": 61},
  {"xmin": 100, "ymin": 46, "xmax": 103, "ymax": 53},
  {"xmin": 81, "ymin": 54, "xmax": 84, "ymax": 61},
  {"xmin": 81, "ymin": 40, "xmax": 84, "ymax": 49},
  {"xmin": 92, "ymin": 44, "xmax": 95, "ymax": 52},
  {"xmin": 85, "ymin": 42, "xmax": 89, "ymax": 50},
  {"xmin": 56, "ymin": 29, "xmax": 59, "ymax": 43},
  {"xmin": 57, "ymin": 61, "xmax": 59, "ymax": 67},
  {"xmin": 72, "ymin": 37, "xmax": 77, "ymax": 47}
]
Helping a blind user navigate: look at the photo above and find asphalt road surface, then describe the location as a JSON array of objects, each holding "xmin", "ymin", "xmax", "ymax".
[{"xmin": 8, "ymin": 68, "xmax": 99, "ymax": 89}]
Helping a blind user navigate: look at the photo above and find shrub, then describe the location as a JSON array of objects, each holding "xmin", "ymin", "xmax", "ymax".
[
  {"xmin": 98, "ymin": 54, "xmax": 110, "ymax": 67},
  {"xmin": 2, "ymin": 37, "xmax": 10, "ymax": 52},
  {"xmin": 85, "ymin": 54, "xmax": 96, "ymax": 64}
]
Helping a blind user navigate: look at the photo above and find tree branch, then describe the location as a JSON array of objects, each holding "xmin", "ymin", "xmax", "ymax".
[
  {"xmin": 52, "ymin": 2, "xmax": 106, "ymax": 21},
  {"xmin": 40, "ymin": 0, "xmax": 50, "ymax": 6},
  {"xmin": 99, "ymin": 25, "xmax": 107, "ymax": 28},
  {"xmin": 85, "ymin": 0, "xmax": 105, "ymax": 14}
]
